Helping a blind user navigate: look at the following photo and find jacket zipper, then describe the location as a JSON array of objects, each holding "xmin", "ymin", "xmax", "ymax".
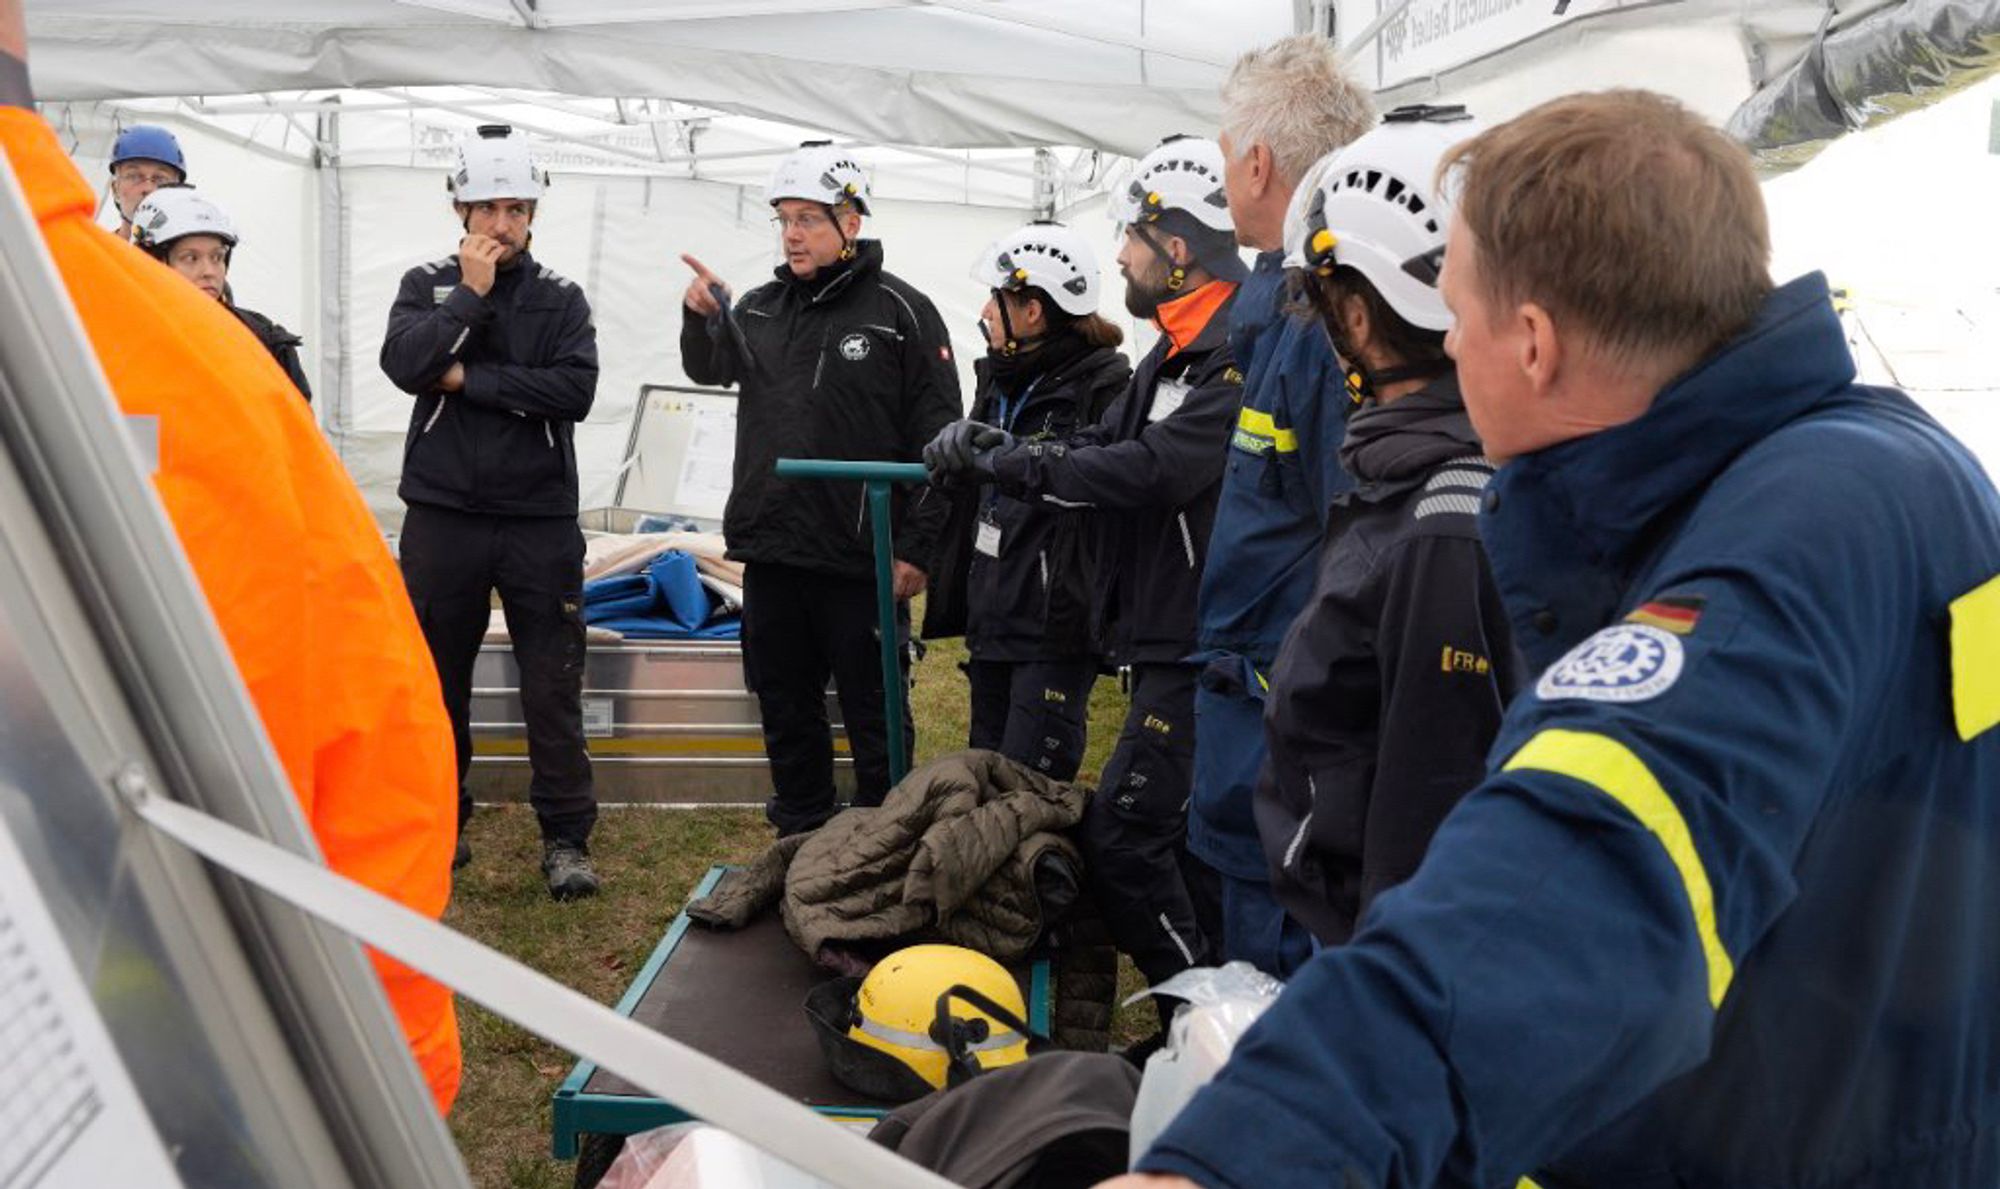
[
  {"xmin": 422, "ymin": 398, "xmax": 446, "ymax": 434},
  {"xmin": 855, "ymin": 488, "xmax": 867, "ymax": 536},
  {"xmin": 544, "ymin": 422, "xmax": 555, "ymax": 449},
  {"xmin": 1038, "ymin": 549, "xmax": 1049, "ymax": 593},
  {"xmin": 1176, "ymin": 511, "xmax": 1195, "ymax": 569}
]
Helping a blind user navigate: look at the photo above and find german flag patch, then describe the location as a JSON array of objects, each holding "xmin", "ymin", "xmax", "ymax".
[{"xmin": 1626, "ymin": 594, "xmax": 1705, "ymax": 636}]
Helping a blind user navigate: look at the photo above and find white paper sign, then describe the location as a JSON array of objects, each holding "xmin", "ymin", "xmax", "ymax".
[{"xmin": 0, "ymin": 818, "xmax": 186, "ymax": 1187}]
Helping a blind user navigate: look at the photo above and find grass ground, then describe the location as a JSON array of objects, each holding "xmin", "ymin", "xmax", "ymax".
[{"xmin": 442, "ymin": 621, "xmax": 1148, "ymax": 1189}]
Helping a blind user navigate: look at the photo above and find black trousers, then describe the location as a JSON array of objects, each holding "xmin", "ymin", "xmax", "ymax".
[
  {"xmin": 1080, "ymin": 661, "xmax": 1221, "ymax": 989},
  {"xmin": 399, "ymin": 503, "xmax": 595, "ymax": 847},
  {"xmin": 740, "ymin": 561, "xmax": 913, "ymax": 836},
  {"xmin": 965, "ymin": 658, "xmax": 1096, "ymax": 782}
]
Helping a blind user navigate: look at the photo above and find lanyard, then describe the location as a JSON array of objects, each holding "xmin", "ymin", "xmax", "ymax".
[{"xmin": 991, "ymin": 376, "xmax": 1041, "ymax": 435}]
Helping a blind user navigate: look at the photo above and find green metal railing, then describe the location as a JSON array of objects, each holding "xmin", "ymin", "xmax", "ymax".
[{"xmin": 772, "ymin": 459, "xmax": 928, "ymax": 784}]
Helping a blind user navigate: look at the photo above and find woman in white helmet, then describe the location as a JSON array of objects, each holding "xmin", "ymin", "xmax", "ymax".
[
  {"xmin": 921, "ymin": 222, "xmax": 1132, "ymax": 780},
  {"xmin": 132, "ymin": 184, "xmax": 311, "ymax": 402},
  {"xmin": 927, "ymin": 134, "xmax": 1251, "ymax": 1000},
  {"xmin": 1249, "ymin": 106, "xmax": 1524, "ymax": 949}
]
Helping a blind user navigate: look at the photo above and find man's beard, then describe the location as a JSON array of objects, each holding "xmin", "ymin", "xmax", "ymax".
[{"xmin": 1123, "ymin": 271, "xmax": 1171, "ymax": 320}]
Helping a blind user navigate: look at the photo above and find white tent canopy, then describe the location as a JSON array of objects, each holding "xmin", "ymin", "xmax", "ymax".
[
  {"xmin": 29, "ymin": 0, "xmax": 1998, "ymax": 156},
  {"xmin": 21, "ymin": 1, "xmax": 2000, "ymax": 519}
]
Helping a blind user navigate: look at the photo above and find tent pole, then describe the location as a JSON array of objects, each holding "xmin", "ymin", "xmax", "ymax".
[{"xmin": 315, "ymin": 100, "xmax": 349, "ymax": 452}]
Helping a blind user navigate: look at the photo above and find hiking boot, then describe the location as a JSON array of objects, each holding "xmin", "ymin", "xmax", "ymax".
[
  {"xmin": 452, "ymin": 838, "xmax": 471, "ymax": 871},
  {"xmin": 541, "ymin": 841, "xmax": 600, "ymax": 901}
]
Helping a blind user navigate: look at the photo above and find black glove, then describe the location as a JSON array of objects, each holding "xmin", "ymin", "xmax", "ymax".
[{"xmin": 923, "ymin": 419, "xmax": 1013, "ymax": 482}]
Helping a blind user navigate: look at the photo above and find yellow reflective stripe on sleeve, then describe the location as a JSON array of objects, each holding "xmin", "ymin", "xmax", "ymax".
[
  {"xmin": 1949, "ymin": 573, "xmax": 2000, "ymax": 742},
  {"xmin": 1503, "ymin": 729, "xmax": 1735, "ymax": 1008},
  {"xmin": 1518, "ymin": 1179, "xmax": 1546, "ymax": 1189},
  {"xmin": 1236, "ymin": 407, "xmax": 1298, "ymax": 453}
]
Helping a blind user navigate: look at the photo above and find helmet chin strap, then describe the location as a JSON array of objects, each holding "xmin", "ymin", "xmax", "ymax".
[
  {"xmin": 1131, "ymin": 223, "xmax": 1187, "ymax": 293},
  {"xmin": 1328, "ymin": 325, "xmax": 1448, "ymax": 405},
  {"xmin": 827, "ymin": 203, "xmax": 857, "ymax": 262},
  {"xmin": 990, "ymin": 291, "xmax": 1047, "ymax": 358}
]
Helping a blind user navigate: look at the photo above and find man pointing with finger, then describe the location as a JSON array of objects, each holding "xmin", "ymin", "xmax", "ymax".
[
  {"xmin": 383, "ymin": 124, "xmax": 602, "ymax": 900},
  {"xmin": 681, "ymin": 141, "xmax": 960, "ymax": 836}
]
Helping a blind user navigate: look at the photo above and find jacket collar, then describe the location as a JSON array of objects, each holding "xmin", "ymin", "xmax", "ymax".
[
  {"xmin": 776, "ymin": 239, "xmax": 885, "ymax": 304},
  {"xmin": 474, "ymin": 248, "xmax": 535, "ymax": 284},
  {"xmin": 1227, "ymin": 249, "xmax": 1287, "ymax": 358},
  {"xmin": 1338, "ymin": 373, "xmax": 1479, "ymax": 489},
  {"xmin": 1157, "ymin": 278, "xmax": 1238, "ymax": 358},
  {"xmin": 1480, "ymin": 272, "xmax": 1858, "ymax": 666}
]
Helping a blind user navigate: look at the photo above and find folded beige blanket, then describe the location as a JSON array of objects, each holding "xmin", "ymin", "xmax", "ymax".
[{"xmin": 582, "ymin": 530, "xmax": 743, "ymax": 588}]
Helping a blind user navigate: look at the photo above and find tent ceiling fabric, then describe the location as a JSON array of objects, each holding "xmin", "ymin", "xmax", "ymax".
[
  {"xmin": 31, "ymin": 0, "xmax": 2000, "ymax": 171},
  {"xmin": 25, "ymin": 1, "xmax": 1300, "ymax": 156}
]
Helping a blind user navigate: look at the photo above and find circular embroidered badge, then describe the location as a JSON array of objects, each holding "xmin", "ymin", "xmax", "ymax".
[
  {"xmin": 839, "ymin": 333, "xmax": 870, "ymax": 361},
  {"xmin": 1535, "ymin": 623, "xmax": 1685, "ymax": 704}
]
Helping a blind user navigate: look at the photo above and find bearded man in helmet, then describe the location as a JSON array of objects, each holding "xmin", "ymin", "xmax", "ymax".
[
  {"xmin": 381, "ymin": 123, "xmax": 601, "ymax": 900},
  {"xmin": 680, "ymin": 142, "xmax": 962, "ymax": 837},
  {"xmin": 926, "ymin": 135, "xmax": 1248, "ymax": 999}
]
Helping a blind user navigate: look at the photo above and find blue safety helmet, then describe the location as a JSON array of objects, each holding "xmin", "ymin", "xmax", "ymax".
[{"xmin": 109, "ymin": 125, "xmax": 187, "ymax": 179}]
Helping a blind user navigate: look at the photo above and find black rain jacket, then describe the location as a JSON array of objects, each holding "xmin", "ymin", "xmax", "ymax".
[
  {"xmin": 922, "ymin": 338, "xmax": 1131, "ymax": 660},
  {"xmin": 986, "ymin": 284, "xmax": 1242, "ymax": 666},
  {"xmin": 680, "ymin": 240, "xmax": 961, "ymax": 580},
  {"xmin": 1254, "ymin": 374, "xmax": 1524, "ymax": 944},
  {"xmin": 232, "ymin": 304, "xmax": 312, "ymax": 403},
  {"xmin": 381, "ymin": 250, "xmax": 598, "ymax": 517}
]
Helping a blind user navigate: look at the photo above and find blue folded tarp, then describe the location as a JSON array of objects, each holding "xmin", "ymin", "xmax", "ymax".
[{"xmin": 582, "ymin": 550, "xmax": 740, "ymax": 640}]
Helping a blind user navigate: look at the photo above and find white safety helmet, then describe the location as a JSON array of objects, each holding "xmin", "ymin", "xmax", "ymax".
[
  {"xmin": 448, "ymin": 124, "xmax": 549, "ymax": 204},
  {"xmin": 1280, "ymin": 154, "xmax": 1336, "ymax": 272},
  {"xmin": 1110, "ymin": 135, "xmax": 1233, "ymax": 235},
  {"xmin": 767, "ymin": 141, "xmax": 872, "ymax": 216},
  {"xmin": 131, "ymin": 185, "xmax": 238, "ymax": 255},
  {"xmin": 1291, "ymin": 104, "xmax": 1479, "ymax": 332},
  {"xmin": 970, "ymin": 222, "xmax": 1102, "ymax": 318}
]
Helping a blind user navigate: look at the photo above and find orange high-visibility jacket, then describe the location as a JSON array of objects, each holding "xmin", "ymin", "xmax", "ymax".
[{"xmin": 1, "ymin": 108, "xmax": 462, "ymax": 1113}]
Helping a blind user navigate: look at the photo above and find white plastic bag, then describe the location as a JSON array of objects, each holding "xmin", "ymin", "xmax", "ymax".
[
  {"xmin": 599, "ymin": 1123, "xmax": 837, "ymax": 1189},
  {"xmin": 1124, "ymin": 961, "xmax": 1285, "ymax": 1164}
]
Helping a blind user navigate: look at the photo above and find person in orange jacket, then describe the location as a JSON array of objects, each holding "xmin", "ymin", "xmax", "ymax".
[{"xmin": 0, "ymin": 7, "xmax": 462, "ymax": 1114}]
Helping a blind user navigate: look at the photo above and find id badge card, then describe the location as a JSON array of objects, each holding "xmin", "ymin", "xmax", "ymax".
[
  {"xmin": 1148, "ymin": 378, "xmax": 1192, "ymax": 423},
  {"xmin": 974, "ymin": 512, "xmax": 1002, "ymax": 558}
]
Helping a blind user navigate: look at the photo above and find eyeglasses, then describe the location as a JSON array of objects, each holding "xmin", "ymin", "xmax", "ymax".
[
  {"xmin": 114, "ymin": 165, "xmax": 181, "ymax": 188},
  {"xmin": 770, "ymin": 211, "xmax": 833, "ymax": 232}
]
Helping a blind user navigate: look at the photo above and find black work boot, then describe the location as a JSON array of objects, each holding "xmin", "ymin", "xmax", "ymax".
[
  {"xmin": 541, "ymin": 840, "xmax": 600, "ymax": 901},
  {"xmin": 452, "ymin": 838, "xmax": 471, "ymax": 871}
]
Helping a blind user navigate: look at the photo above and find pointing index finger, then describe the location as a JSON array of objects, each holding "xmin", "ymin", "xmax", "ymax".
[{"xmin": 680, "ymin": 253, "xmax": 720, "ymax": 284}]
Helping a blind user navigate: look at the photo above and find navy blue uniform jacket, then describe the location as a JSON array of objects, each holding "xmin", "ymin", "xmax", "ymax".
[{"xmin": 1141, "ymin": 274, "xmax": 2000, "ymax": 1189}]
